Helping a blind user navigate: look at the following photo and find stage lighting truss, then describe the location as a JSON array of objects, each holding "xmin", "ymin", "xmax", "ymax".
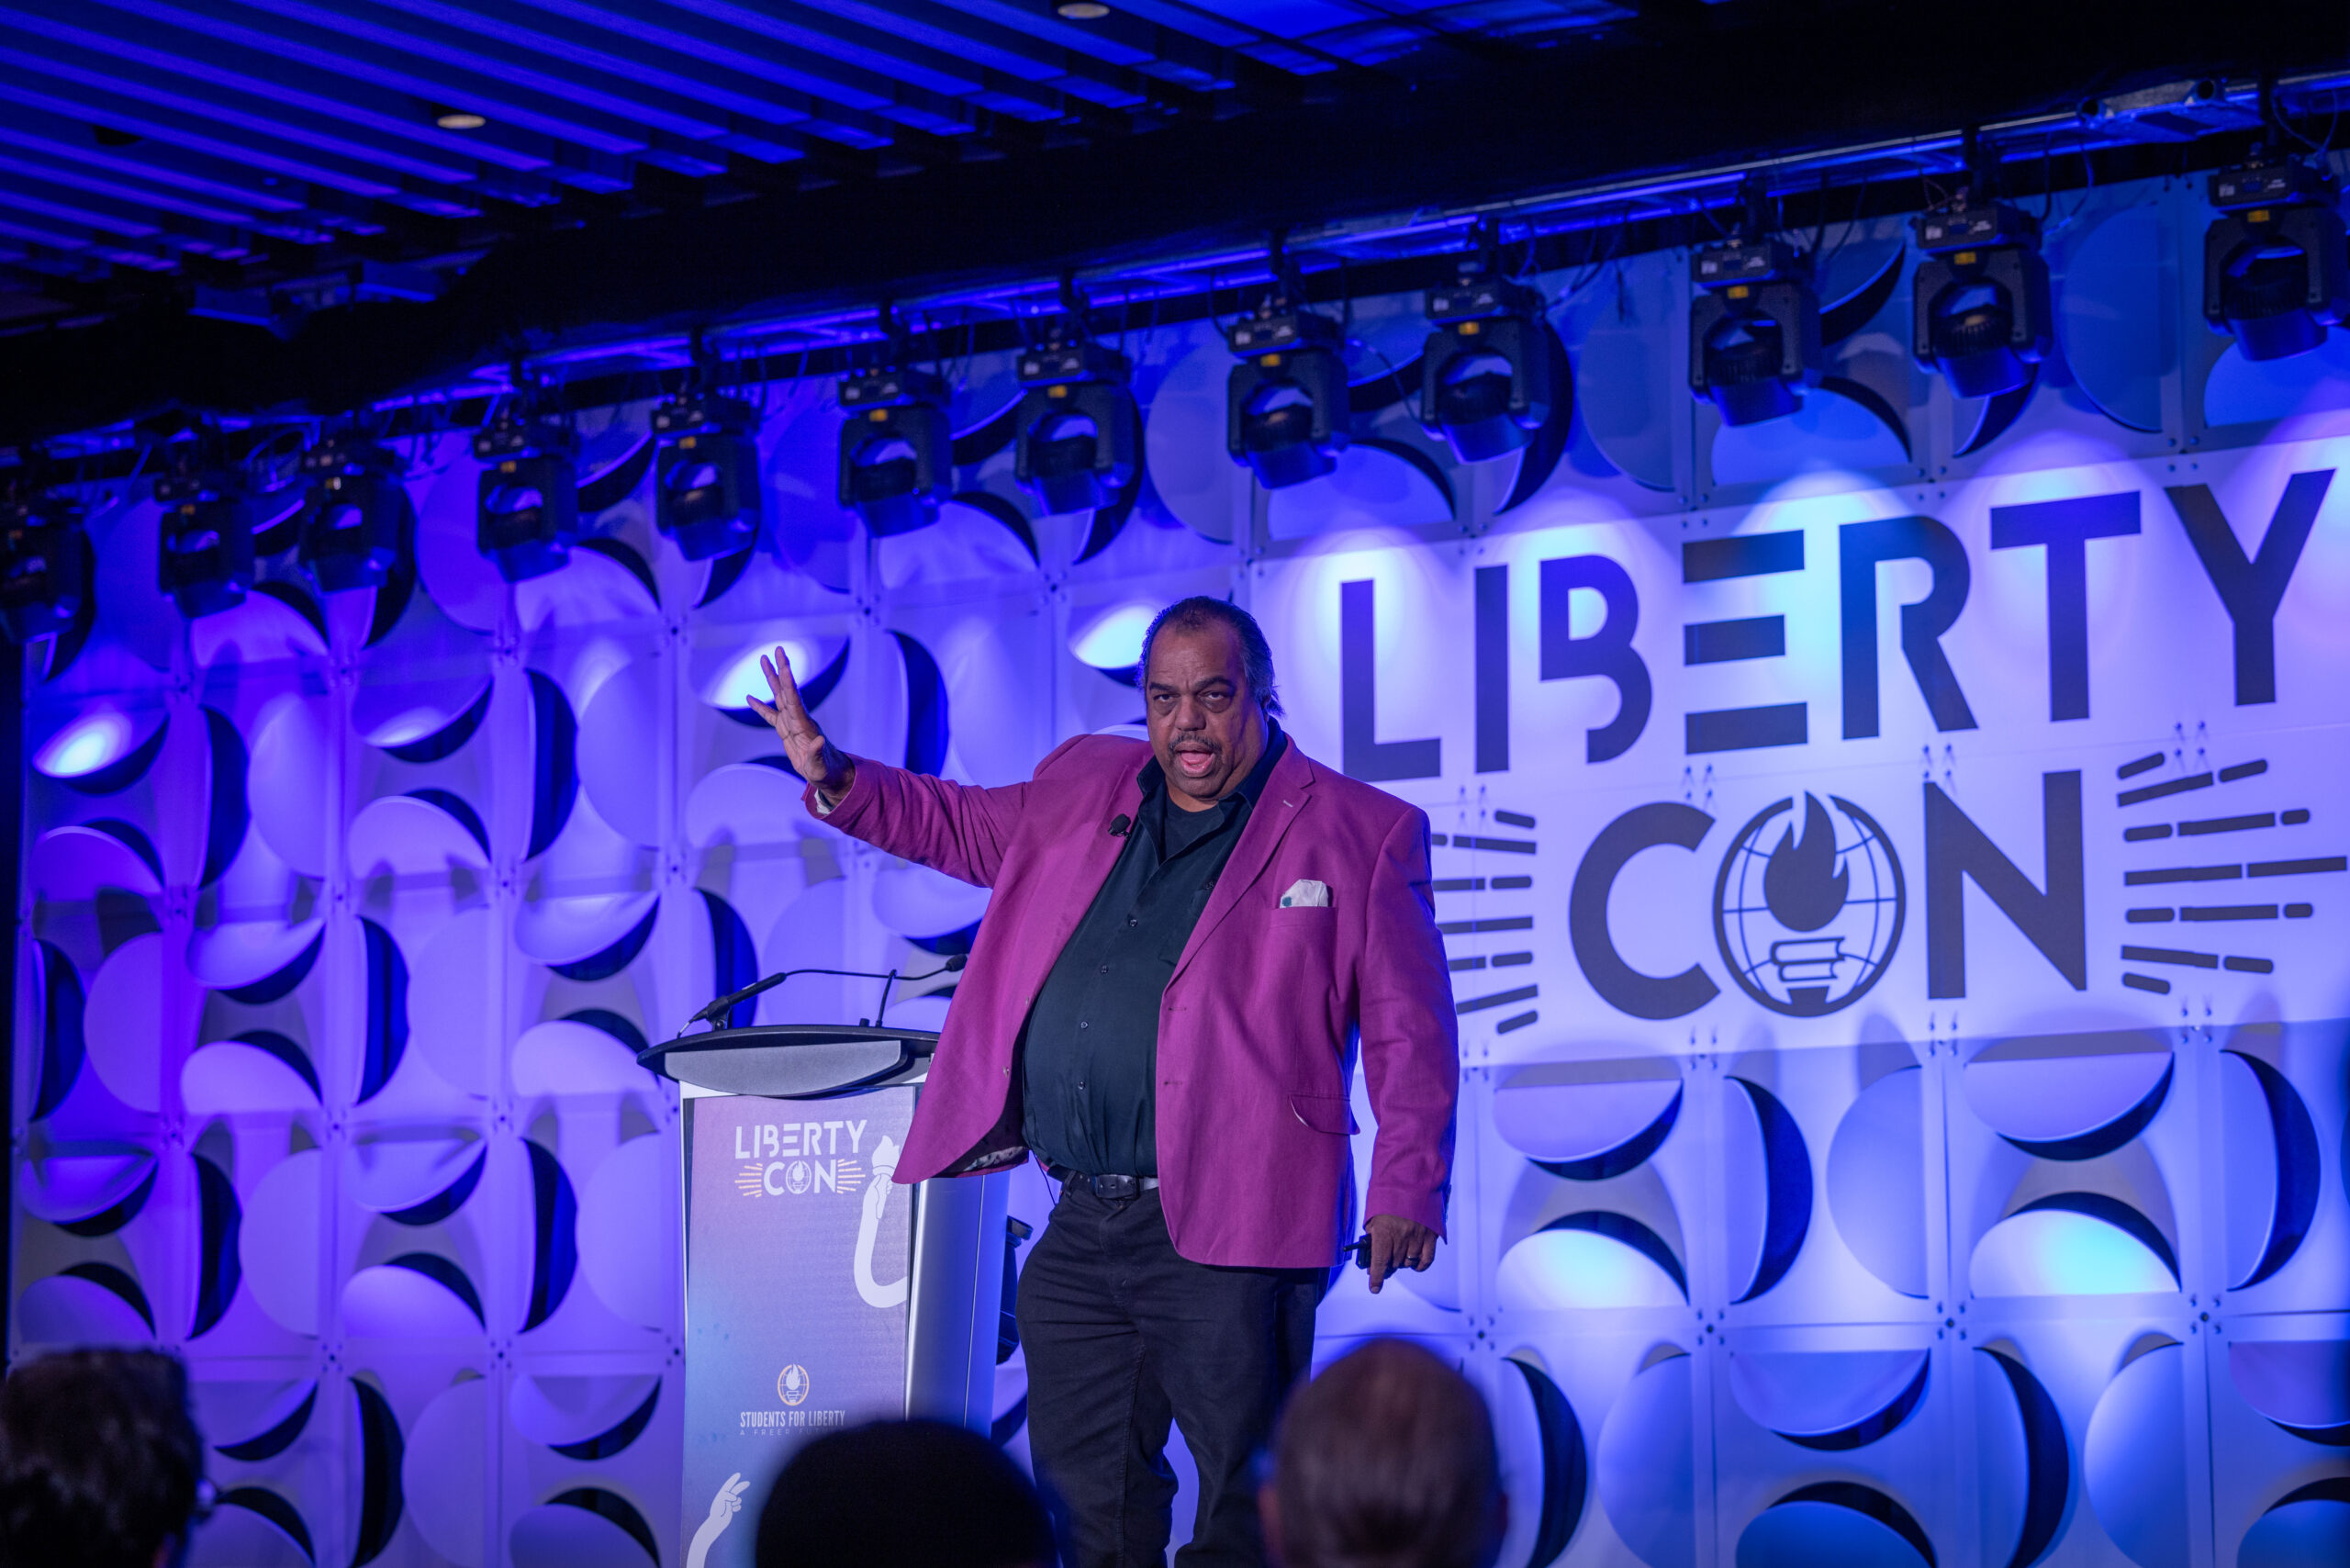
[
  {"xmin": 1226, "ymin": 297, "xmax": 1349, "ymax": 489},
  {"xmin": 1690, "ymin": 235, "xmax": 1822, "ymax": 427},
  {"xmin": 1419, "ymin": 261, "xmax": 1553, "ymax": 463},
  {"xmin": 474, "ymin": 409, "xmax": 579, "ymax": 583},
  {"xmin": 153, "ymin": 442, "xmax": 255, "ymax": 619},
  {"xmin": 838, "ymin": 364, "xmax": 952, "ymax": 537},
  {"xmin": 1911, "ymin": 196, "xmax": 2053, "ymax": 399},
  {"xmin": 2203, "ymin": 157, "xmax": 2350, "ymax": 362},
  {"xmin": 0, "ymin": 478, "xmax": 90, "ymax": 645},
  {"xmin": 655, "ymin": 393, "xmax": 764, "ymax": 559},
  {"xmin": 297, "ymin": 433, "xmax": 410, "ymax": 594},
  {"xmin": 1013, "ymin": 331, "xmax": 1140, "ymax": 518}
]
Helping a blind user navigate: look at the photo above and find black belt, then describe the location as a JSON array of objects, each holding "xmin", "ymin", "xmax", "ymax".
[{"xmin": 1048, "ymin": 1164, "xmax": 1159, "ymax": 1201}]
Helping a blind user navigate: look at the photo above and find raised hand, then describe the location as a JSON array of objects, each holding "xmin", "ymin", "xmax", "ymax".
[{"xmin": 744, "ymin": 644, "xmax": 854, "ymax": 801}]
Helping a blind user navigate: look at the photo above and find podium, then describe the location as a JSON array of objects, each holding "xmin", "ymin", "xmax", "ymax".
[{"xmin": 643, "ymin": 1025, "xmax": 1009, "ymax": 1568}]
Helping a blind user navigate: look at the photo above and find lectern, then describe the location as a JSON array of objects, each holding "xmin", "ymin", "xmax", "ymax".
[{"xmin": 643, "ymin": 1025, "xmax": 1008, "ymax": 1568}]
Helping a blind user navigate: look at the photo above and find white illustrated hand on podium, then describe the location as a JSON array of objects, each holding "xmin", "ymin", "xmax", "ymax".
[
  {"xmin": 686, "ymin": 1473, "xmax": 749, "ymax": 1568},
  {"xmin": 854, "ymin": 1135, "xmax": 909, "ymax": 1309}
]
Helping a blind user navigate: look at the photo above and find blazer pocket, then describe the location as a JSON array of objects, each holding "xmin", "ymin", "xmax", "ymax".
[{"xmin": 1289, "ymin": 1092, "xmax": 1360, "ymax": 1136}]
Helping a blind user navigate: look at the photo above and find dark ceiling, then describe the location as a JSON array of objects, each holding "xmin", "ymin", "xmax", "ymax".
[{"xmin": 0, "ymin": 0, "xmax": 2344, "ymax": 443}]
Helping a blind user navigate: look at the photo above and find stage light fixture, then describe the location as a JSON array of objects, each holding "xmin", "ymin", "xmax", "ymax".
[
  {"xmin": 0, "ymin": 476, "xmax": 90, "ymax": 645},
  {"xmin": 1418, "ymin": 234, "xmax": 1554, "ymax": 462},
  {"xmin": 153, "ymin": 441, "xmax": 254, "ymax": 619},
  {"xmin": 1911, "ymin": 195, "xmax": 2053, "ymax": 398},
  {"xmin": 1013, "ymin": 326, "xmax": 1140, "ymax": 517},
  {"xmin": 297, "ymin": 433, "xmax": 409, "ymax": 594},
  {"xmin": 838, "ymin": 364, "xmax": 951, "ymax": 536},
  {"xmin": 1689, "ymin": 235, "xmax": 1822, "ymax": 426},
  {"xmin": 2203, "ymin": 157, "xmax": 2350, "ymax": 362},
  {"xmin": 474, "ymin": 410, "xmax": 579, "ymax": 582},
  {"xmin": 1226, "ymin": 295, "xmax": 1348, "ymax": 488},
  {"xmin": 654, "ymin": 393, "xmax": 763, "ymax": 558}
]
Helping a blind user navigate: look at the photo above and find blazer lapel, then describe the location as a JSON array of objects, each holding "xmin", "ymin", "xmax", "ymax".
[{"xmin": 1170, "ymin": 743, "xmax": 1316, "ymax": 984}]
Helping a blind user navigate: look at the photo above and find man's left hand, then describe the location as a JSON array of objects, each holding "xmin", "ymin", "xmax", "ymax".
[{"xmin": 1364, "ymin": 1214, "xmax": 1438, "ymax": 1294}]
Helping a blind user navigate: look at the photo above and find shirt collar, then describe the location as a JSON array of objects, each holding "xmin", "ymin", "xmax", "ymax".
[{"xmin": 1137, "ymin": 719, "xmax": 1287, "ymax": 812}]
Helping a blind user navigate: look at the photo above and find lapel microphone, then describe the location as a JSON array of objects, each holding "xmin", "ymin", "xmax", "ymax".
[{"xmin": 1109, "ymin": 813, "xmax": 1132, "ymax": 836}]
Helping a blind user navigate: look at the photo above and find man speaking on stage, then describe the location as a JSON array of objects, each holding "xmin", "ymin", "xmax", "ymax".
[{"xmin": 747, "ymin": 597, "xmax": 1458, "ymax": 1568}]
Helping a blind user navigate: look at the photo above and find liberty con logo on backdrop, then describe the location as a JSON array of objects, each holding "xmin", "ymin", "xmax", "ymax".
[
  {"xmin": 778, "ymin": 1365, "xmax": 809, "ymax": 1407},
  {"xmin": 1328, "ymin": 471, "xmax": 2345, "ymax": 1020}
]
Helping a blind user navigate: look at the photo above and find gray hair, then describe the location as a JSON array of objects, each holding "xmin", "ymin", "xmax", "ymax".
[{"xmin": 1138, "ymin": 596, "xmax": 1282, "ymax": 717}]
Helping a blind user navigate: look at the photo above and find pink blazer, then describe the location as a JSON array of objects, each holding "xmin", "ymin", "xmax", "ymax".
[{"xmin": 808, "ymin": 734, "xmax": 1458, "ymax": 1269}]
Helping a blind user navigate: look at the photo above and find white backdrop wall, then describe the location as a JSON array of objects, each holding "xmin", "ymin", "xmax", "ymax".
[{"xmin": 13, "ymin": 166, "xmax": 2350, "ymax": 1568}]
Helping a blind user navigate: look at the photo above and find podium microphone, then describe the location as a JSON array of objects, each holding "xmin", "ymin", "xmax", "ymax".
[{"xmin": 687, "ymin": 956, "xmax": 967, "ymax": 1030}]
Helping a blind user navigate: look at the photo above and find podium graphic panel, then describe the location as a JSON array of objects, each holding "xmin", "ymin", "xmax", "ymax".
[{"xmin": 681, "ymin": 1087, "xmax": 917, "ymax": 1568}]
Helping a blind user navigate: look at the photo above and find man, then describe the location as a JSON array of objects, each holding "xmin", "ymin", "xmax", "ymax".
[
  {"xmin": 0, "ymin": 1349, "xmax": 208, "ymax": 1568},
  {"xmin": 754, "ymin": 1419, "xmax": 1055, "ymax": 1568},
  {"xmin": 749, "ymin": 596, "xmax": 1457, "ymax": 1568},
  {"xmin": 1260, "ymin": 1339, "xmax": 1505, "ymax": 1568}
]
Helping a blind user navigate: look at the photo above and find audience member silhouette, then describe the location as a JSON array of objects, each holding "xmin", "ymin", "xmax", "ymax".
[
  {"xmin": 0, "ymin": 1349, "xmax": 207, "ymax": 1568},
  {"xmin": 1262, "ymin": 1339, "xmax": 1506, "ymax": 1568},
  {"xmin": 755, "ymin": 1417, "xmax": 1055, "ymax": 1568}
]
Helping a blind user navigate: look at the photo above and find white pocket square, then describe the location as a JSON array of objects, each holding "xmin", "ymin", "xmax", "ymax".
[{"xmin": 1280, "ymin": 879, "xmax": 1330, "ymax": 909}]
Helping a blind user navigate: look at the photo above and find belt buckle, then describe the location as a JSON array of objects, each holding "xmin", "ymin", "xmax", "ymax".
[{"xmin": 1063, "ymin": 1170, "xmax": 1139, "ymax": 1201}]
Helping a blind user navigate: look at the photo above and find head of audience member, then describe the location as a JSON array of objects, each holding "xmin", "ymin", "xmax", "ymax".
[
  {"xmin": 0, "ymin": 1349, "xmax": 207, "ymax": 1568},
  {"xmin": 755, "ymin": 1418, "xmax": 1055, "ymax": 1568},
  {"xmin": 1263, "ymin": 1338, "xmax": 1505, "ymax": 1568}
]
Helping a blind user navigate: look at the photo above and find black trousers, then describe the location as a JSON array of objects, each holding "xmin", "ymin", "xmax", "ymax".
[{"xmin": 1016, "ymin": 1185, "xmax": 1320, "ymax": 1568}]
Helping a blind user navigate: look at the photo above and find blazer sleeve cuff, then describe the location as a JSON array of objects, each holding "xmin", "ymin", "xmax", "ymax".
[
  {"xmin": 802, "ymin": 754, "xmax": 881, "ymax": 829},
  {"xmin": 1365, "ymin": 1178, "xmax": 1449, "ymax": 1240}
]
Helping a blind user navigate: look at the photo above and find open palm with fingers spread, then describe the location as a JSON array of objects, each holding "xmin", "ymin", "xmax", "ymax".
[{"xmin": 744, "ymin": 644, "xmax": 856, "ymax": 802}]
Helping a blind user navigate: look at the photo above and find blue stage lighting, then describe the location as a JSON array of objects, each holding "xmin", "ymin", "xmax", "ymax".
[
  {"xmin": 474, "ymin": 411, "xmax": 579, "ymax": 582},
  {"xmin": 0, "ymin": 476, "xmax": 90, "ymax": 645},
  {"xmin": 1912, "ymin": 196, "xmax": 2053, "ymax": 398},
  {"xmin": 1419, "ymin": 231, "xmax": 1553, "ymax": 462},
  {"xmin": 1690, "ymin": 236, "xmax": 1821, "ymax": 426},
  {"xmin": 2203, "ymin": 158, "xmax": 2350, "ymax": 362},
  {"xmin": 297, "ymin": 433, "xmax": 409, "ymax": 594},
  {"xmin": 153, "ymin": 441, "xmax": 254, "ymax": 619},
  {"xmin": 1013, "ymin": 335, "xmax": 1139, "ymax": 517},
  {"xmin": 1227, "ymin": 297, "xmax": 1349, "ymax": 489},
  {"xmin": 655, "ymin": 394, "xmax": 763, "ymax": 559},
  {"xmin": 838, "ymin": 365, "xmax": 951, "ymax": 536}
]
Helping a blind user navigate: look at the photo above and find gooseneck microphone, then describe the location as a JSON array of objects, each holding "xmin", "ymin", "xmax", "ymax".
[
  {"xmin": 686, "ymin": 955, "xmax": 967, "ymax": 1030},
  {"xmin": 1109, "ymin": 813, "xmax": 1132, "ymax": 836}
]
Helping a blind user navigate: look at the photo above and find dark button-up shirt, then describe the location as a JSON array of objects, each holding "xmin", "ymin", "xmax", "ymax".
[{"xmin": 1019, "ymin": 724, "xmax": 1290, "ymax": 1177}]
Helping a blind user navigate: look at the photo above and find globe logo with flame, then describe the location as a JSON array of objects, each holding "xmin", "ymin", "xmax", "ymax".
[{"xmin": 1713, "ymin": 792, "xmax": 1906, "ymax": 1016}]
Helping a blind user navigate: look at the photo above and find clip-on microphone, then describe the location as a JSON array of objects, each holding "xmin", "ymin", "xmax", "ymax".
[{"xmin": 1109, "ymin": 813, "xmax": 1132, "ymax": 836}]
